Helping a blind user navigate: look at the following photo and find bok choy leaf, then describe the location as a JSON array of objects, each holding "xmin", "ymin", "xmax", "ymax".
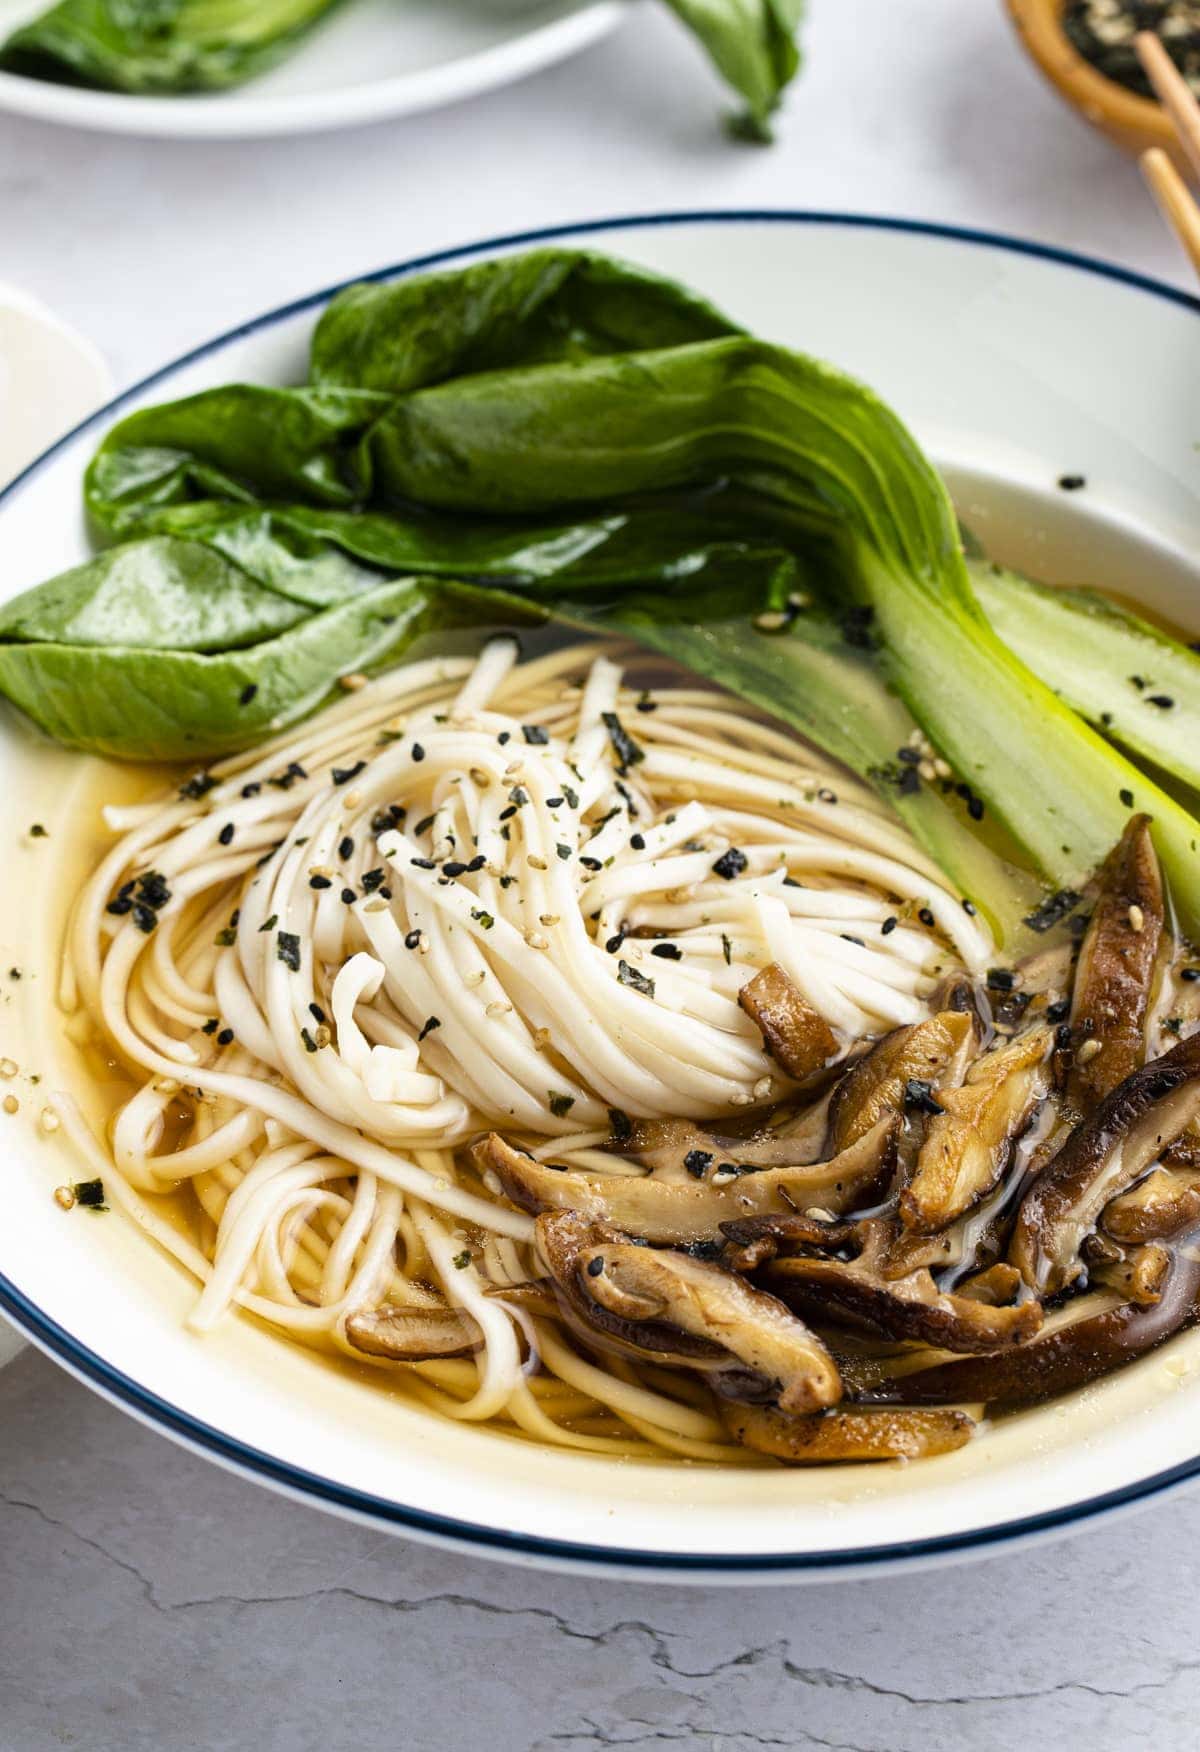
[
  {"xmin": 0, "ymin": 1, "xmax": 806, "ymax": 135},
  {"xmin": 3, "ymin": 246, "xmax": 1197, "ymax": 939},
  {"xmin": 971, "ymin": 560, "xmax": 1200, "ymax": 797},
  {"xmin": 0, "ymin": 0, "xmax": 345, "ymax": 92}
]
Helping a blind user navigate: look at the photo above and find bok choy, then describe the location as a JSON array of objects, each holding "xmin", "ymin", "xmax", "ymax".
[
  {"xmin": 0, "ymin": 0, "xmax": 806, "ymax": 137},
  {"xmin": 2, "ymin": 246, "xmax": 1197, "ymax": 941}
]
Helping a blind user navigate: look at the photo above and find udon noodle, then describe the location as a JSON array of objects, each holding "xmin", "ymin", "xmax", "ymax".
[{"xmin": 56, "ymin": 639, "xmax": 991, "ymax": 1460}]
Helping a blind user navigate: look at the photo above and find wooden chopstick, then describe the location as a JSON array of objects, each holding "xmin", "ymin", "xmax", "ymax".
[
  {"xmin": 1141, "ymin": 147, "xmax": 1200, "ymax": 278},
  {"xmin": 1135, "ymin": 31, "xmax": 1200, "ymax": 182},
  {"xmin": 1134, "ymin": 32, "xmax": 1200, "ymax": 278}
]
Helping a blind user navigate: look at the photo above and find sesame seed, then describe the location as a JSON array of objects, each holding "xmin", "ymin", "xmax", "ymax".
[
  {"xmin": 2, "ymin": 1095, "xmax": 18, "ymax": 1115},
  {"xmin": 485, "ymin": 1000, "xmax": 512, "ymax": 1018},
  {"xmin": 339, "ymin": 672, "xmax": 368, "ymax": 691},
  {"xmin": 0, "ymin": 1059, "xmax": 16, "ymax": 1079},
  {"xmin": 54, "ymin": 1185, "xmax": 75, "ymax": 1209},
  {"xmin": 1128, "ymin": 904, "xmax": 1145, "ymax": 932},
  {"xmin": 1077, "ymin": 1038, "xmax": 1103, "ymax": 1064},
  {"xmin": 40, "ymin": 1107, "xmax": 60, "ymax": 1134}
]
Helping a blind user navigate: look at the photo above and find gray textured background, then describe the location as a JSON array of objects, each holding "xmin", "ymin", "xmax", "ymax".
[{"xmin": 2, "ymin": 2, "xmax": 1197, "ymax": 1746}]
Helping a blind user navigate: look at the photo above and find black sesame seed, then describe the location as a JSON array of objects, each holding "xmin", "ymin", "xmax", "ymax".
[
  {"xmin": 361, "ymin": 868, "xmax": 386, "ymax": 891},
  {"xmin": 918, "ymin": 907, "xmax": 936, "ymax": 928},
  {"xmin": 1047, "ymin": 998, "xmax": 1071, "ymax": 1022},
  {"xmin": 239, "ymin": 683, "xmax": 258, "ymax": 707},
  {"xmin": 562, "ymin": 785, "xmax": 579, "ymax": 810},
  {"xmin": 712, "ymin": 848, "xmax": 748, "ymax": 881},
  {"xmin": 300, "ymin": 1028, "xmax": 318, "ymax": 1054},
  {"xmin": 546, "ymin": 796, "xmax": 564, "ymax": 809},
  {"xmin": 962, "ymin": 898, "xmax": 977, "ymax": 916},
  {"xmin": 241, "ymin": 782, "xmax": 262, "ymax": 799},
  {"xmin": 557, "ymin": 844, "xmax": 572, "ymax": 862},
  {"xmin": 1148, "ymin": 695, "xmax": 1175, "ymax": 709},
  {"xmin": 1182, "ymin": 967, "xmax": 1200, "ymax": 983},
  {"xmin": 410, "ymin": 857, "xmax": 436, "ymax": 870},
  {"xmin": 411, "ymin": 743, "xmax": 426, "ymax": 763},
  {"xmin": 522, "ymin": 725, "xmax": 549, "ymax": 745},
  {"xmin": 217, "ymin": 1027, "xmax": 234, "ymax": 1047},
  {"xmin": 467, "ymin": 855, "xmax": 486, "ymax": 873},
  {"xmin": 1120, "ymin": 788, "xmax": 1135, "ymax": 808},
  {"xmin": 106, "ymin": 896, "xmax": 133, "ymax": 916},
  {"xmin": 202, "ymin": 1019, "xmax": 219, "ymax": 1035},
  {"xmin": 1057, "ymin": 473, "xmax": 1086, "ymax": 491},
  {"xmin": 179, "ymin": 772, "xmax": 217, "ymax": 801},
  {"xmin": 331, "ymin": 761, "xmax": 366, "ymax": 787},
  {"xmin": 309, "ymin": 874, "xmax": 332, "ymax": 890},
  {"xmin": 497, "ymin": 731, "xmax": 511, "ymax": 746},
  {"xmin": 684, "ymin": 1149, "xmax": 713, "ymax": 1178},
  {"xmin": 605, "ymin": 932, "xmax": 625, "ymax": 955},
  {"xmin": 967, "ymin": 796, "xmax": 984, "ymax": 821},
  {"xmin": 651, "ymin": 943, "xmax": 682, "ymax": 960},
  {"xmin": 132, "ymin": 903, "xmax": 157, "ymax": 934},
  {"xmin": 986, "ymin": 968, "xmax": 1016, "ymax": 992},
  {"xmin": 338, "ymin": 836, "xmax": 354, "ymax": 861},
  {"xmin": 586, "ymin": 1256, "xmax": 605, "ymax": 1278},
  {"xmin": 881, "ymin": 916, "xmax": 898, "ymax": 935},
  {"xmin": 418, "ymin": 1016, "xmax": 441, "ymax": 1042},
  {"xmin": 405, "ymin": 930, "xmax": 422, "ymax": 950},
  {"xmin": 630, "ymin": 833, "xmax": 646, "ymax": 851},
  {"xmin": 579, "ymin": 855, "xmax": 602, "ymax": 871},
  {"xmin": 443, "ymin": 861, "xmax": 468, "ymax": 878}
]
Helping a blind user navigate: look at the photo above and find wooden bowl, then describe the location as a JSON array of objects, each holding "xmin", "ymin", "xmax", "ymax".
[{"xmin": 1005, "ymin": 0, "xmax": 1186, "ymax": 165}]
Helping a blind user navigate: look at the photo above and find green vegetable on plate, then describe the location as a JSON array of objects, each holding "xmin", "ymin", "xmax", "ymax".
[
  {"xmin": 0, "ymin": 0, "xmax": 806, "ymax": 138},
  {"xmin": 2, "ymin": 245, "xmax": 1198, "ymax": 944}
]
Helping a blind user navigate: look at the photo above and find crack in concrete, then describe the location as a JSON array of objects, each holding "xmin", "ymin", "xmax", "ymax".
[{"xmin": 1, "ymin": 1487, "xmax": 1191, "ymax": 1715}]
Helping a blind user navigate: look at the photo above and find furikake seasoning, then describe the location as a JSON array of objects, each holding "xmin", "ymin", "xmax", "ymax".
[{"xmin": 1063, "ymin": 1, "xmax": 1200, "ymax": 99}]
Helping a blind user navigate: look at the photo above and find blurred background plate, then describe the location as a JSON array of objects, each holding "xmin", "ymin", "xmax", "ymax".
[{"xmin": 0, "ymin": 0, "xmax": 624, "ymax": 139}]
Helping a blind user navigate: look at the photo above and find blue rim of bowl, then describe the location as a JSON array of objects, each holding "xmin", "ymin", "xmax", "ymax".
[{"xmin": 2, "ymin": 209, "xmax": 1199, "ymax": 1576}]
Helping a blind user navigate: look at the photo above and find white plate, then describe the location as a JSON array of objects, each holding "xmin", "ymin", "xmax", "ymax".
[
  {"xmin": 0, "ymin": 1, "xmax": 623, "ymax": 139},
  {"xmin": 1, "ymin": 213, "xmax": 1199, "ymax": 1580}
]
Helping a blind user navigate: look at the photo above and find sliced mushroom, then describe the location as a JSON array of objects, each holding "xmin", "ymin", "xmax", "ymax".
[
  {"xmin": 1011, "ymin": 1031, "xmax": 1200, "ymax": 1294},
  {"xmin": 477, "ymin": 1118, "xmax": 898, "ymax": 1246},
  {"xmin": 617, "ymin": 1097, "xmax": 830, "ymax": 1174},
  {"xmin": 536, "ymin": 1210, "xmax": 841, "ymax": 1415},
  {"xmin": 345, "ymin": 1304, "xmax": 482, "ymax": 1361},
  {"xmin": 720, "ymin": 1400, "xmax": 973, "ymax": 1463},
  {"xmin": 1069, "ymin": 814, "xmax": 1164, "ymax": 1113},
  {"xmin": 1083, "ymin": 1236, "xmax": 1171, "ymax": 1307},
  {"xmin": 1103, "ymin": 1166, "xmax": 1200, "ymax": 1244},
  {"xmin": 828, "ymin": 1010, "xmax": 974, "ymax": 1151},
  {"xmin": 857, "ymin": 1234, "xmax": 1200, "ymax": 1406},
  {"xmin": 738, "ymin": 963, "xmax": 838, "ymax": 1080},
  {"xmin": 758, "ymin": 1242, "xmax": 1043, "ymax": 1355},
  {"xmin": 721, "ymin": 1211, "xmax": 859, "ymax": 1272},
  {"xmin": 901, "ymin": 1024, "xmax": 1055, "ymax": 1234}
]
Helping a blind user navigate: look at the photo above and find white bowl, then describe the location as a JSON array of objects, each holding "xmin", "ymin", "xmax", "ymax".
[
  {"xmin": 1, "ymin": 213, "xmax": 1198, "ymax": 1579},
  {"xmin": 0, "ymin": 1, "xmax": 623, "ymax": 139}
]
